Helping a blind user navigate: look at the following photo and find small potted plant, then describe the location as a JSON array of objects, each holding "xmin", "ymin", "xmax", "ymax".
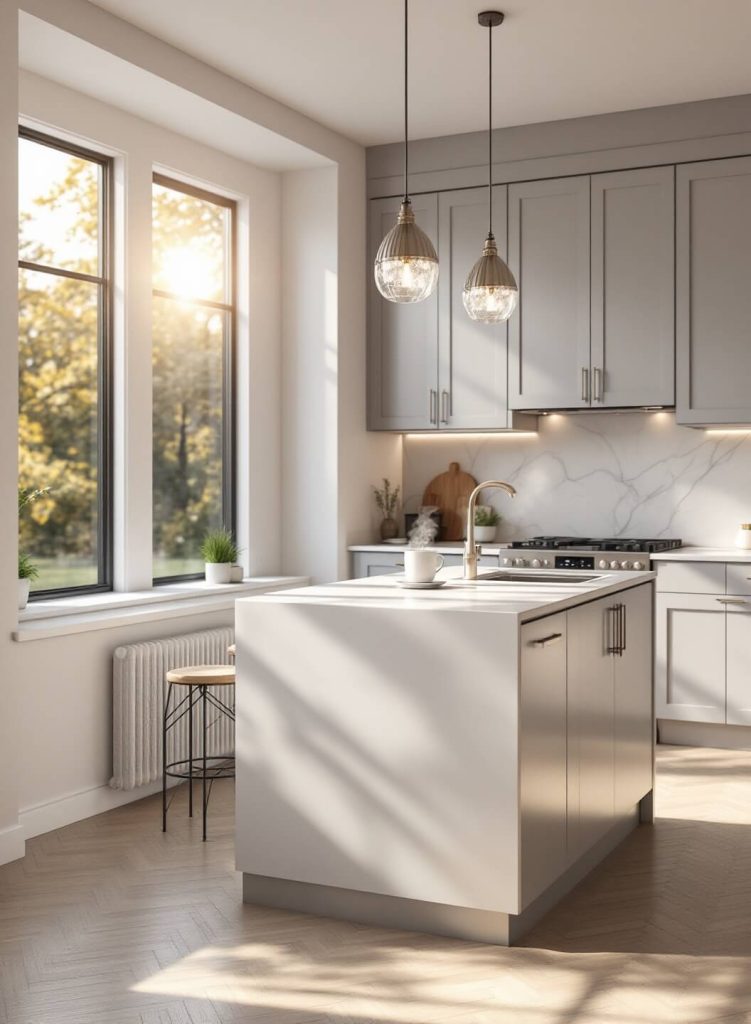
[
  {"xmin": 474, "ymin": 505, "xmax": 500, "ymax": 543},
  {"xmin": 18, "ymin": 552, "xmax": 39, "ymax": 610},
  {"xmin": 374, "ymin": 478, "xmax": 401, "ymax": 541},
  {"xmin": 200, "ymin": 528, "xmax": 239, "ymax": 584}
]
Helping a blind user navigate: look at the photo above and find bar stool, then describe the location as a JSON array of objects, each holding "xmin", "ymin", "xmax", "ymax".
[{"xmin": 162, "ymin": 664, "xmax": 235, "ymax": 841}]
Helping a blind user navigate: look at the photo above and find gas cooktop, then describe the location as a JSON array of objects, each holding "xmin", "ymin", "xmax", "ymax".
[{"xmin": 510, "ymin": 536, "xmax": 682, "ymax": 553}]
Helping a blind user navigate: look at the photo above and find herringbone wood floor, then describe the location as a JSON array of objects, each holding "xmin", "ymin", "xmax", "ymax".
[{"xmin": 2, "ymin": 745, "xmax": 751, "ymax": 1024}]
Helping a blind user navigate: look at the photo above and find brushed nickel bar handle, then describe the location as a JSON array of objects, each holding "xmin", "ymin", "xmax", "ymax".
[
  {"xmin": 716, "ymin": 597, "xmax": 749, "ymax": 605},
  {"xmin": 440, "ymin": 389, "xmax": 450, "ymax": 424},
  {"xmin": 593, "ymin": 366, "xmax": 603, "ymax": 403},
  {"xmin": 429, "ymin": 389, "xmax": 437, "ymax": 425},
  {"xmin": 530, "ymin": 632, "xmax": 563, "ymax": 648},
  {"xmin": 620, "ymin": 602, "xmax": 626, "ymax": 655},
  {"xmin": 581, "ymin": 367, "xmax": 590, "ymax": 403},
  {"xmin": 607, "ymin": 605, "xmax": 619, "ymax": 655}
]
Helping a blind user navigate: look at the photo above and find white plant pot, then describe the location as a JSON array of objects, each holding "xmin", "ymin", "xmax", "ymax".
[
  {"xmin": 18, "ymin": 578, "xmax": 30, "ymax": 610},
  {"xmin": 205, "ymin": 562, "xmax": 233, "ymax": 584},
  {"xmin": 474, "ymin": 525, "xmax": 497, "ymax": 543}
]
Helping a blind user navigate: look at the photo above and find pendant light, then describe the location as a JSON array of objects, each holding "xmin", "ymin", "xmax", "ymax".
[
  {"xmin": 374, "ymin": 0, "xmax": 439, "ymax": 304},
  {"xmin": 463, "ymin": 10, "xmax": 518, "ymax": 323}
]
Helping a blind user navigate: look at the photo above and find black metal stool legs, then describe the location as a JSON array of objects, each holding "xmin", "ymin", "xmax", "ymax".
[
  {"xmin": 202, "ymin": 683, "xmax": 208, "ymax": 842},
  {"xmin": 162, "ymin": 682, "xmax": 173, "ymax": 832}
]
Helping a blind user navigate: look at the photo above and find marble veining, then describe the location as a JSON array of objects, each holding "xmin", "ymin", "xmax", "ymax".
[{"xmin": 403, "ymin": 412, "xmax": 751, "ymax": 546}]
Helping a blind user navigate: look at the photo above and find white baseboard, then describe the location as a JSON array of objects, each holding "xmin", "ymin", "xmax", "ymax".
[
  {"xmin": 0, "ymin": 822, "xmax": 26, "ymax": 866},
  {"xmin": 20, "ymin": 779, "xmax": 173, "ymax": 841},
  {"xmin": 659, "ymin": 719, "xmax": 751, "ymax": 750}
]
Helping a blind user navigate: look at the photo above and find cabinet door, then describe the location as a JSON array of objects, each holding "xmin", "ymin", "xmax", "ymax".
[
  {"xmin": 437, "ymin": 187, "xmax": 511, "ymax": 429},
  {"xmin": 591, "ymin": 167, "xmax": 675, "ymax": 408},
  {"xmin": 726, "ymin": 601, "xmax": 751, "ymax": 725},
  {"xmin": 567, "ymin": 596, "xmax": 615, "ymax": 861},
  {"xmin": 368, "ymin": 195, "xmax": 439, "ymax": 430},
  {"xmin": 508, "ymin": 176, "xmax": 590, "ymax": 410},
  {"xmin": 677, "ymin": 157, "xmax": 751, "ymax": 425},
  {"xmin": 614, "ymin": 584, "xmax": 654, "ymax": 816},
  {"xmin": 655, "ymin": 593, "xmax": 726, "ymax": 722},
  {"xmin": 351, "ymin": 553, "xmax": 405, "ymax": 578},
  {"xmin": 519, "ymin": 613, "xmax": 567, "ymax": 907}
]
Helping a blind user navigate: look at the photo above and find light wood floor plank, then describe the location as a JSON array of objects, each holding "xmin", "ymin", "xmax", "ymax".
[{"xmin": 2, "ymin": 746, "xmax": 751, "ymax": 1023}]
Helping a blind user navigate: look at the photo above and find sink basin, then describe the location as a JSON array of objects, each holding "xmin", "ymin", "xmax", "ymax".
[{"xmin": 468, "ymin": 570, "xmax": 602, "ymax": 585}]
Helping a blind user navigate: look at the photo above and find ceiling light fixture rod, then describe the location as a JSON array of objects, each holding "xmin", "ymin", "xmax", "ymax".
[
  {"xmin": 404, "ymin": 0, "xmax": 409, "ymax": 202},
  {"xmin": 478, "ymin": 10, "xmax": 503, "ymax": 234}
]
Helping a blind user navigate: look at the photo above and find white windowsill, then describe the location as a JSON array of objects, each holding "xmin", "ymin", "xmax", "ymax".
[{"xmin": 13, "ymin": 576, "xmax": 309, "ymax": 642}]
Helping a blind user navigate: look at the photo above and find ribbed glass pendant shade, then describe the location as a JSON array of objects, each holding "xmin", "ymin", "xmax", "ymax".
[
  {"xmin": 463, "ymin": 232, "xmax": 518, "ymax": 323},
  {"xmin": 375, "ymin": 200, "xmax": 439, "ymax": 303}
]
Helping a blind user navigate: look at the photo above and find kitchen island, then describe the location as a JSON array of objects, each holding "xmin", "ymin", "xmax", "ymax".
[{"xmin": 235, "ymin": 567, "xmax": 655, "ymax": 945}]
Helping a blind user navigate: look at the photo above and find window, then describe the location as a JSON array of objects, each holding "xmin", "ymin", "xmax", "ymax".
[
  {"xmin": 18, "ymin": 128, "xmax": 112, "ymax": 597},
  {"xmin": 151, "ymin": 175, "xmax": 235, "ymax": 582}
]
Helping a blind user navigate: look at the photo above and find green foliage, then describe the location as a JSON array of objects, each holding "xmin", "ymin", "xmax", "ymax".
[
  {"xmin": 200, "ymin": 528, "xmax": 238, "ymax": 564},
  {"xmin": 474, "ymin": 506, "xmax": 500, "ymax": 527},
  {"xmin": 19, "ymin": 150, "xmax": 228, "ymax": 584},
  {"xmin": 18, "ymin": 486, "xmax": 49, "ymax": 515},
  {"xmin": 374, "ymin": 478, "xmax": 400, "ymax": 518},
  {"xmin": 18, "ymin": 552, "xmax": 39, "ymax": 581}
]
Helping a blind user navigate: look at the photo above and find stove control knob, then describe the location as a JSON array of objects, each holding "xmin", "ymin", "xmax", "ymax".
[
  {"xmin": 513, "ymin": 557, "xmax": 526, "ymax": 568},
  {"xmin": 610, "ymin": 560, "xmax": 620, "ymax": 570},
  {"xmin": 598, "ymin": 559, "xmax": 609, "ymax": 570},
  {"xmin": 621, "ymin": 560, "xmax": 633, "ymax": 570},
  {"xmin": 501, "ymin": 557, "xmax": 513, "ymax": 567},
  {"xmin": 530, "ymin": 558, "xmax": 542, "ymax": 568},
  {"xmin": 633, "ymin": 560, "xmax": 645, "ymax": 571},
  {"xmin": 543, "ymin": 558, "xmax": 551, "ymax": 567}
]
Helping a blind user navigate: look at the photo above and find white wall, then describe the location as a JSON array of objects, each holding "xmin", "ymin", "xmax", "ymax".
[
  {"xmin": 403, "ymin": 412, "xmax": 751, "ymax": 546},
  {"xmin": 0, "ymin": 2, "xmax": 24, "ymax": 867}
]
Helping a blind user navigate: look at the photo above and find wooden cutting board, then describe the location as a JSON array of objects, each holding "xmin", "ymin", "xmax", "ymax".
[{"xmin": 422, "ymin": 462, "xmax": 478, "ymax": 541}]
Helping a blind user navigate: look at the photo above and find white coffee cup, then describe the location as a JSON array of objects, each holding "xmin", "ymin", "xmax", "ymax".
[{"xmin": 404, "ymin": 548, "xmax": 444, "ymax": 583}]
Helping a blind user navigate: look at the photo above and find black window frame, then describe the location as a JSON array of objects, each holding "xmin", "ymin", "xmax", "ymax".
[
  {"xmin": 18, "ymin": 125, "xmax": 114, "ymax": 601},
  {"xmin": 151, "ymin": 172, "xmax": 237, "ymax": 585}
]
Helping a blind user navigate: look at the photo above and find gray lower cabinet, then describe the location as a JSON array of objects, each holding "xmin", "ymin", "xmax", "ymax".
[
  {"xmin": 677, "ymin": 156, "xmax": 751, "ymax": 425},
  {"xmin": 350, "ymin": 551, "xmax": 498, "ymax": 578},
  {"xmin": 655, "ymin": 559, "xmax": 751, "ymax": 724},
  {"xmin": 591, "ymin": 167, "xmax": 675, "ymax": 408},
  {"xmin": 368, "ymin": 194, "xmax": 439, "ymax": 431},
  {"xmin": 508, "ymin": 176, "xmax": 591, "ymax": 410},
  {"xmin": 520, "ymin": 584, "xmax": 653, "ymax": 903}
]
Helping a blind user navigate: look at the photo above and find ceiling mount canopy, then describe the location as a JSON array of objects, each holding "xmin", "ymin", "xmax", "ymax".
[
  {"xmin": 462, "ymin": 9, "xmax": 519, "ymax": 323},
  {"xmin": 373, "ymin": 0, "xmax": 439, "ymax": 304}
]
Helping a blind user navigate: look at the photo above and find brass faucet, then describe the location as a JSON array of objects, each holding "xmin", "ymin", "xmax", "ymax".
[{"xmin": 464, "ymin": 481, "xmax": 517, "ymax": 580}]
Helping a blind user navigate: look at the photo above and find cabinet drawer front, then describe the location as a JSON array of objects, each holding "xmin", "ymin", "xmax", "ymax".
[
  {"xmin": 655, "ymin": 561, "xmax": 725, "ymax": 594},
  {"xmin": 726, "ymin": 563, "xmax": 751, "ymax": 595},
  {"xmin": 351, "ymin": 553, "xmax": 405, "ymax": 578}
]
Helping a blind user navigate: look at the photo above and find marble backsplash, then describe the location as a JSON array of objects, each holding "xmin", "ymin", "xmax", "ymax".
[{"xmin": 402, "ymin": 412, "xmax": 751, "ymax": 547}]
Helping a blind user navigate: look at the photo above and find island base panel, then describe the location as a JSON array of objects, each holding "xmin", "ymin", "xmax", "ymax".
[{"xmin": 242, "ymin": 803, "xmax": 643, "ymax": 947}]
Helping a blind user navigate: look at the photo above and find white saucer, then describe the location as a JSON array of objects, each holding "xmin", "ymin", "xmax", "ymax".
[
  {"xmin": 396, "ymin": 579, "xmax": 447, "ymax": 590},
  {"xmin": 384, "ymin": 538, "xmax": 408, "ymax": 544}
]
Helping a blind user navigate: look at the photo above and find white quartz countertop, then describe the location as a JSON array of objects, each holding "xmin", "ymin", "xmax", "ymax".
[
  {"xmin": 239, "ymin": 565, "xmax": 654, "ymax": 622},
  {"xmin": 652, "ymin": 546, "xmax": 751, "ymax": 563}
]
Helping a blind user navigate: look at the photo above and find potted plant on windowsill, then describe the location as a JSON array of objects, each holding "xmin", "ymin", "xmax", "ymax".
[
  {"xmin": 201, "ymin": 528, "xmax": 239, "ymax": 585},
  {"xmin": 18, "ymin": 553, "xmax": 39, "ymax": 610},
  {"xmin": 474, "ymin": 505, "xmax": 500, "ymax": 543}
]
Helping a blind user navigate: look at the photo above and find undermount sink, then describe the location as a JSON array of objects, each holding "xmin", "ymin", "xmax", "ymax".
[{"xmin": 469, "ymin": 571, "xmax": 602, "ymax": 585}]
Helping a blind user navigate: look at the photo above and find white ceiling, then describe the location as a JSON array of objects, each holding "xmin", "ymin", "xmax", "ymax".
[{"xmin": 86, "ymin": 0, "xmax": 751, "ymax": 146}]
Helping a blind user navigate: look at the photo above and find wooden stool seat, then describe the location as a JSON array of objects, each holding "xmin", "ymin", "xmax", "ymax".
[{"xmin": 166, "ymin": 665, "xmax": 235, "ymax": 686}]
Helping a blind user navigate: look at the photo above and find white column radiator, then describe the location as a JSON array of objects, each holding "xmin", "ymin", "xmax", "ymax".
[{"xmin": 110, "ymin": 626, "xmax": 235, "ymax": 791}]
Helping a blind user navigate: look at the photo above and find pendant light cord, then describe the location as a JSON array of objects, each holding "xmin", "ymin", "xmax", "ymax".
[
  {"xmin": 404, "ymin": 0, "xmax": 409, "ymax": 203},
  {"xmin": 488, "ymin": 17, "xmax": 493, "ymax": 237}
]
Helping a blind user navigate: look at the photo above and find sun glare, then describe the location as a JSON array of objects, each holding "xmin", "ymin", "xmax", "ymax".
[{"xmin": 156, "ymin": 245, "xmax": 221, "ymax": 302}]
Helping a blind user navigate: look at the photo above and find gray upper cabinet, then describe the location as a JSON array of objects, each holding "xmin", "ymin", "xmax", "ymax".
[
  {"xmin": 508, "ymin": 176, "xmax": 591, "ymax": 410},
  {"xmin": 437, "ymin": 187, "xmax": 514, "ymax": 430},
  {"xmin": 677, "ymin": 157, "xmax": 751, "ymax": 425},
  {"xmin": 591, "ymin": 167, "xmax": 675, "ymax": 408},
  {"xmin": 367, "ymin": 194, "xmax": 439, "ymax": 430}
]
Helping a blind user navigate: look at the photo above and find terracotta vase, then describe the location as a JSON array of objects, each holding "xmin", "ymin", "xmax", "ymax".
[{"xmin": 380, "ymin": 516, "xmax": 399, "ymax": 541}]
